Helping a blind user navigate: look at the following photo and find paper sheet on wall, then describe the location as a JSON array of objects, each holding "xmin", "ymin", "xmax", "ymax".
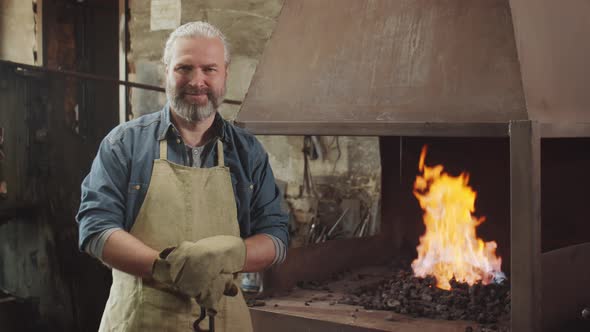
[
  {"xmin": 0, "ymin": 1, "xmax": 38, "ymax": 64},
  {"xmin": 150, "ymin": 0, "xmax": 181, "ymax": 31}
]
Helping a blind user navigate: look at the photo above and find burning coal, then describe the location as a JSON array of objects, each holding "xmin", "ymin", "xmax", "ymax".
[{"xmin": 412, "ymin": 146, "xmax": 503, "ymax": 290}]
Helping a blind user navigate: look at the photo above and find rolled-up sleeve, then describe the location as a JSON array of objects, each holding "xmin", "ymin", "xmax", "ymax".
[
  {"xmin": 250, "ymin": 146, "xmax": 290, "ymax": 248},
  {"xmin": 76, "ymin": 130, "xmax": 129, "ymax": 251}
]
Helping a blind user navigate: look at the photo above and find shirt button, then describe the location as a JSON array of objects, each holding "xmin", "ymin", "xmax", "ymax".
[
  {"xmin": 249, "ymin": 184, "xmax": 254, "ymax": 190},
  {"xmin": 134, "ymin": 185, "xmax": 141, "ymax": 190}
]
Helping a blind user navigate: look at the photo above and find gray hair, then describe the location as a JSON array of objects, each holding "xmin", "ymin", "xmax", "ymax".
[{"xmin": 162, "ymin": 21, "xmax": 231, "ymax": 66}]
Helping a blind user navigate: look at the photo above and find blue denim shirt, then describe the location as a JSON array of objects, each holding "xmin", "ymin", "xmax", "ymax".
[{"xmin": 76, "ymin": 105, "xmax": 289, "ymax": 251}]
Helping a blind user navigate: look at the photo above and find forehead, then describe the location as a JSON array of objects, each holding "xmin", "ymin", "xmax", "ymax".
[{"xmin": 170, "ymin": 36, "xmax": 225, "ymax": 65}]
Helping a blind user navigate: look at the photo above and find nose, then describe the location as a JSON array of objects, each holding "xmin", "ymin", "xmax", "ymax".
[{"xmin": 188, "ymin": 69, "xmax": 207, "ymax": 89}]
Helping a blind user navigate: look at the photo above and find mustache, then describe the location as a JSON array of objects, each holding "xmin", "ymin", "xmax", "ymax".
[{"xmin": 180, "ymin": 88, "xmax": 211, "ymax": 95}]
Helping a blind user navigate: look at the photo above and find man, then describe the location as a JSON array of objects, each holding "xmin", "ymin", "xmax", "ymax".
[{"xmin": 77, "ymin": 21, "xmax": 289, "ymax": 331}]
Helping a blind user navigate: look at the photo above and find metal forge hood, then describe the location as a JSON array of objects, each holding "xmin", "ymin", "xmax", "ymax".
[{"xmin": 236, "ymin": 0, "xmax": 590, "ymax": 136}]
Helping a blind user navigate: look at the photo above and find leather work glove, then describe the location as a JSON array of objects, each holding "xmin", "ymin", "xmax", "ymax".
[
  {"xmin": 151, "ymin": 235, "xmax": 246, "ymax": 309},
  {"xmin": 197, "ymin": 273, "xmax": 238, "ymax": 310}
]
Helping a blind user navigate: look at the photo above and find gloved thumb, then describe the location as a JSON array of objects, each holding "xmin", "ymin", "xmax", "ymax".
[{"xmin": 196, "ymin": 273, "xmax": 236, "ymax": 310}]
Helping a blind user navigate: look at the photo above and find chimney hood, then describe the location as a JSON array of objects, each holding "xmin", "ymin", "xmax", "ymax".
[{"xmin": 236, "ymin": 0, "xmax": 590, "ymax": 137}]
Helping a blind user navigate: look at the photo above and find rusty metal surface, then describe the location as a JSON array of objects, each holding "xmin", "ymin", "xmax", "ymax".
[
  {"xmin": 238, "ymin": 0, "xmax": 527, "ymax": 134},
  {"xmin": 509, "ymin": 120, "xmax": 542, "ymax": 332},
  {"xmin": 263, "ymin": 235, "xmax": 393, "ymax": 293},
  {"xmin": 509, "ymin": 0, "xmax": 590, "ymax": 123}
]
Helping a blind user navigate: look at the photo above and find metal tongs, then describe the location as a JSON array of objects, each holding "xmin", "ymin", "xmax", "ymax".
[
  {"xmin": 192, "ymin": 283, "xmax": 239, "ymax": 331},
  {"xmin": 193, "ymin": 307, "xmax": 216, "ymax": 331}
]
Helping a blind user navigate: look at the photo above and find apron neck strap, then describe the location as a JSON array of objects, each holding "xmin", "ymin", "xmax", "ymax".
[
  {"xmin": 216, "ymin": 140, "xmax": 224, "ymax": 167},
  {"xmin": 159, "ymin": 139, "xmax": 167, "ymax": 160}
]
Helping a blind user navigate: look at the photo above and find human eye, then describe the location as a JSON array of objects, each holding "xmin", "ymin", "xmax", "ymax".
[
  {"xmin": 203, "ymin": 66, "xmax": 218, "ymax": 73},
  {"xmin": 175, "ymin": 65, "xmax": 192, "ymax": 73}
]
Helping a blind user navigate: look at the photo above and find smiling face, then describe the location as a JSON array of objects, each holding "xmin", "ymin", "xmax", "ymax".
[{"xmin": 165, "ymin": 36, "xmax": 228, "ymax": 123}]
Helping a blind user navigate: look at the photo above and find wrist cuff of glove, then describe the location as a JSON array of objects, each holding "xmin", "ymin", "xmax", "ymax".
[{"xmin": 151, "ymin": 257, "xmax": 173, "ymax": 284}]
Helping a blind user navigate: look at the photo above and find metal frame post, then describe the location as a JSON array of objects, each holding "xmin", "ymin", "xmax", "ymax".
[{"xmin": 509, "ymin": 120, "xmax": 542, "ymax": 332}]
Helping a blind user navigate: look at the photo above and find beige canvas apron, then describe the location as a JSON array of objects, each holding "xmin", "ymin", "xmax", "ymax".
[{"xmin": 98, "ymin": 139, "xmax": 253, "ymax": 332}]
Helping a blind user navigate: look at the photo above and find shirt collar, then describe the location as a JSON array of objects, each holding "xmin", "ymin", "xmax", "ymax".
[{"xmin": 157, "ymin": 103, "xmax": 229, "ymax": 143}]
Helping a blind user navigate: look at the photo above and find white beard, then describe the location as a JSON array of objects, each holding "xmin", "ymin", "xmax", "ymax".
[{"xmin": 166, "ymin": 80, "xmax": 225, "ymax": 123}]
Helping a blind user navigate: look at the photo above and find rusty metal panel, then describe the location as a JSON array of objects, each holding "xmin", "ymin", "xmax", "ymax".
[
  {"xmin": 263, "ymin": 235, "xmax": 392, "ymax": 292},
  {"xmin": 238, "ymin": 0, "xmax": 527, "ymax": 134},
  {"xmin": 510, "ymin": 0, "xmax": 590, "ymax": 123}
]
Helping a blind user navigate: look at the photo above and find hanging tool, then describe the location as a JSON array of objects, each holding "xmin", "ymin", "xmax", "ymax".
[{"xmin": 326, "ymin": 208, "xmax": 349, "ymax": 239}]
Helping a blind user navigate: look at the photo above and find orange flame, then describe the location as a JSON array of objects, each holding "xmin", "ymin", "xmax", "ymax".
[{"xmin": 412, "ymin": 145, "xmax": 502, "ymax": 290}]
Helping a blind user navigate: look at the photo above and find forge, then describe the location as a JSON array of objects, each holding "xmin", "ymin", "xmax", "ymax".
[
  {"xmin": 244, "ymin": 137, "xmax": 590, "ymax": 332},
  {"xmin": 235, "ymin": 0, "xmax": 590, "ymax": 331}
]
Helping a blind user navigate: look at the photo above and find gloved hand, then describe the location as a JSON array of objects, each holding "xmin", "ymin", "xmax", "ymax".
[
  {"xmin": 151, "ymin": 235, "xmax": 246, "ymax": 310},
  {"xmin": 196, "ymin": 273, "xmax": 237, "ymax": 310}
]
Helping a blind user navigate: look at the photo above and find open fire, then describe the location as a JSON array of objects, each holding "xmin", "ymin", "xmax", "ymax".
[{"xmin": 412, "ymin": 145, "xmax": 503, "ymax": 290}]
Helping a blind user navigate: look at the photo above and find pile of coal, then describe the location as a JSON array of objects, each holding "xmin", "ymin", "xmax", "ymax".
[{"xmin": 339, "ymin": 269, "xmax": 510, "ymax": 327}]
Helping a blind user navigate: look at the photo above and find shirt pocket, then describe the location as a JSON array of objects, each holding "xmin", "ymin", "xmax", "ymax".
[
  {"xmin": 230, "ymin": 177, "xmax": 254, "ymax": 231},
  {"xmin": 126, "ymin": 182, "xmax": 148, "ymax": 227},
  {"xmin": 230, "ymin": 177, "xmax": 254, "ymax": 202}
]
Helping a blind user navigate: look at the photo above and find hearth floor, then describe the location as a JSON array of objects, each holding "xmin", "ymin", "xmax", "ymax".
[{"xmin": 249, "ymin": 265, "xmax": 504, "ymax": 332}]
